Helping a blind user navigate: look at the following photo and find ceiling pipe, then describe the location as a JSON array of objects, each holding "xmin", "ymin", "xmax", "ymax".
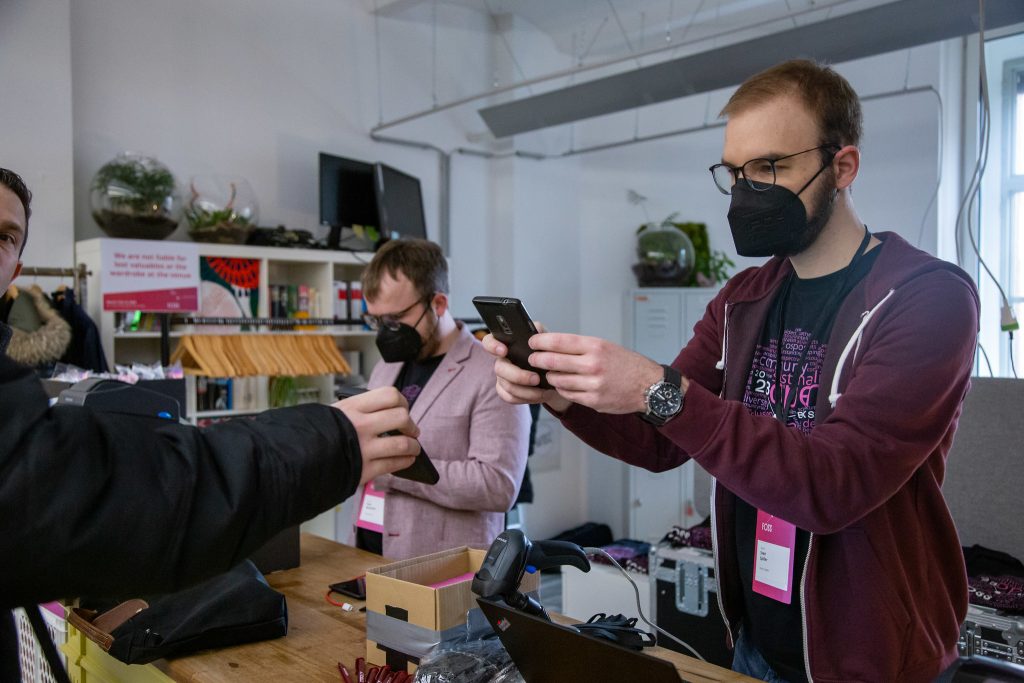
[
  {"xmin": 369, "ymin": 0, "xmax": 868, "ymax": 135},
  {"xmin": 477, "ymin": 0, "xmax": 1023, "ymax": 138}
]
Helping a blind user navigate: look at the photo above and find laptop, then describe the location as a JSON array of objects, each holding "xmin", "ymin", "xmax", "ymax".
[{"xmin": 477, "ymin": 598, "xmax": 683, "ymax": 683}]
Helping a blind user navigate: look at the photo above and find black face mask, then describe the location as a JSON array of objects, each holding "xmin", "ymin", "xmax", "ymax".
[
  {"xmin": 374, "ymin": 303, "xmax": 430, "ymax": 363},
  {"xmin": 727, "ymin": 161, "xmax": 836, "ymax": 258}
]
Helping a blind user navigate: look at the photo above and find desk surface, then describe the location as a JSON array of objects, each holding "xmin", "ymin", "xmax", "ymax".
[{"xmin": 154, "ymin": 534, "xmax": 753, "ymax": 683}]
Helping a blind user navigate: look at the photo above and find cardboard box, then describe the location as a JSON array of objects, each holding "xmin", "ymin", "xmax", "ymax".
[{"xmin": 365, "ymin": 546, "xmax": 540, "ymax": 673}]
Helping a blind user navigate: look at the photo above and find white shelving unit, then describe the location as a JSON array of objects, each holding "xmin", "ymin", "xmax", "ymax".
[{"xmin": 77, "ymin": 238, "xmax": 380, "ymax": 417}]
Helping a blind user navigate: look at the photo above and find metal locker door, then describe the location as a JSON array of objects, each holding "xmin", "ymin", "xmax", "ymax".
[{"xmin": 630, "ymin": 289, "xmax": 682, "ymax": 364}]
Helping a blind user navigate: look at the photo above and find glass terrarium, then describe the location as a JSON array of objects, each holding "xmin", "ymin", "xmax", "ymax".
[
  {"xmin": 184, "ymin": 175, "xmax": 259, "ymax": 244},
  {"xmin": 632, "ymin": 221, "xmax": 696, "ymax": 287},
  {"xmin": 90, "ymin": 152, "xmax": 181, "ymax": 239}
]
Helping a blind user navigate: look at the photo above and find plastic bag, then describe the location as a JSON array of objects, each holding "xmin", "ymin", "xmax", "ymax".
[{"xmin": 413, "ymin": 635, "xmax": 524, "ymax": 683}]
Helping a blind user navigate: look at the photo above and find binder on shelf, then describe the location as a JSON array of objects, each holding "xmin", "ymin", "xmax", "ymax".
[
  {"xmin": 349, "ymin": 281, "xmax": 364, "ymax": 324},
  {"xmin": 333, "ymin": 281, "xmax": 349, "ymax": 322}
]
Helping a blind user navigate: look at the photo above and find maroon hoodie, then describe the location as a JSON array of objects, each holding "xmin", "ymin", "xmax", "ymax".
[{"xmin": 559, "ymin": 232, "xmax": 978, "ymax": 682}]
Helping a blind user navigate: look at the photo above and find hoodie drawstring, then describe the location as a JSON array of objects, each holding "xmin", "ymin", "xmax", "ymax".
[
  {"xmin": 828, "ymin": 288, "xmax": 896, "ymax": 408},
  {"xmin": 715, "ymin": 303, "xmax": 730, "ymax": 371}
]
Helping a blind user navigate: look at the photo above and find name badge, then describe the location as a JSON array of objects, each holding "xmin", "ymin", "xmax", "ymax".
[
  {"xmin": 752, "ymin": 509, "xmax": 796, "ymax": 604},
  {"xmin": 356, "ymin": 482, "xmax": 385, "ymax": 532}
]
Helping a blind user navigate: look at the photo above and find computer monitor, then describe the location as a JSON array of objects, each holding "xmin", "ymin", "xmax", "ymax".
[
  {"xmin": 319, "ymin": 152, "xmax": 377, "ymax": 247},
  {"xmin": 374, "ymin": 163, "xmax": 427, "ymax": 241}
]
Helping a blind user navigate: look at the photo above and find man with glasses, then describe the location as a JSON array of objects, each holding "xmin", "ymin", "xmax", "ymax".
[
  {"xmin": 483, "ymin": 60, "xmax": 978, "ymax": 681},
  {"xmin": 351, "ymin": 238, "xmax": 529, "ymax": 560}
]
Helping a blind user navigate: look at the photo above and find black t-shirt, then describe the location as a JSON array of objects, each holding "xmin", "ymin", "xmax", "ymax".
[
  {"xmin": 355, "ymin": 353, "xmax": 446, "ymax": 555},
  {"xmin": 735, "ymin": 247, "xmax": 879, "ymax": 682}
]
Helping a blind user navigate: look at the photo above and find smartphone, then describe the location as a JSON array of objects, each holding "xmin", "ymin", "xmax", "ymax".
[
  {"xmin": 335, "ymin": 386, "xmax": 440, "ymax": 486},
  {"xmin": 472, "ymin": 296, "xmax": 552, "ymax": 390},
  {"xmin": 329, "ymin": 576, "xmax": 366, "ymax": 601}
]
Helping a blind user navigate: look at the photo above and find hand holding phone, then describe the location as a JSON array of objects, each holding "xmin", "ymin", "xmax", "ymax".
[
  {"xmin": 335, "ymin": 386, "xmax": 440, "ymax": 485},
  {"xmin": 472, "ymin": 296, "xmax": 552, "ymax": 390}
]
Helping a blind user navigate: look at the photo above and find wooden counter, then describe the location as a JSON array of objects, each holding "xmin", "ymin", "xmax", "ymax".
[{"xmin": 89, "ymin": 534, "xmax": 752, "ymax": 682}]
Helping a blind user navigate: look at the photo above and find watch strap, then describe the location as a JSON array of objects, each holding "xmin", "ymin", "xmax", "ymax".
[{"xmin": 662, "ymin": 364, "xmax": 681, "ymax": 389}]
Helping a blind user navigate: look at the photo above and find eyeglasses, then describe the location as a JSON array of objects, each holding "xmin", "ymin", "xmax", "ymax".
[
  {"xmin": 708, "ymin": 144, "xmax": 839, "ymax": 195},
  {"xmin": 362, "ymin": 297, "xmax": 430, "ymax": 331}
]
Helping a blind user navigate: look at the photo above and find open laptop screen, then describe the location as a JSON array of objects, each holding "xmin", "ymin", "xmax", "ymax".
[{"xmin": 477, "ymin": 599, "xmax": 682, "ymax": 683}]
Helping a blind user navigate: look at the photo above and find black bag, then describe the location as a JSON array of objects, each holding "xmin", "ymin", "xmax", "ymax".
[
  {"xmin": 69, "ymin": 560, "xmax": 287, "ymax": 664},
  {"xmin": 546, "ymin": 522, "xmax": 613, "ymax": 548}
]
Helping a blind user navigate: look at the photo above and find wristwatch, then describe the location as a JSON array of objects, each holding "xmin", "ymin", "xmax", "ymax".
[{"xmin": 641, "ymin": 364, "xmax": 684, "ymax": 426}]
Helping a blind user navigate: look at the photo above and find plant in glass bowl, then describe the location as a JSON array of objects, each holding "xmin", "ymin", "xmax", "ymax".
[
  {"xmin": 184, "ymin": 175, "xmax": 258, "ymax": 244},
  {"xmin": 90, "ymin": 152, "xmax": 181, "ymax": 239},
  {"xmin": 632, "ymin": 213, "xmax": 698, "ymax": 287}
]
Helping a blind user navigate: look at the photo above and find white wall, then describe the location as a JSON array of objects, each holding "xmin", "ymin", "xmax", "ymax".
[
  {"xmin": 69, "ymin": 0, "xmax": 492, "ymax": 245},
  {"xmin": 0, "ymin": 0, "xmax": 75, "ymax": 276}
]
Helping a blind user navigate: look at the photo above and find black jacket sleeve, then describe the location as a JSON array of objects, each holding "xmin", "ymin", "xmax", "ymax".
[{"xmin": 0, "ymin": 354, "xmax": 362, "ymax": 608}]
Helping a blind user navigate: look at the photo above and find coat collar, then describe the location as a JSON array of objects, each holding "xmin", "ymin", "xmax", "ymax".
[{"xmin": 374, "ymin": 322, "xmax": 476, "ymax": 421}]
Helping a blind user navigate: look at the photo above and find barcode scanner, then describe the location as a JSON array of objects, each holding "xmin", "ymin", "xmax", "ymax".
[{"xmin": 472, "ymin": 529, "xmax": 590, "ymax": 621}]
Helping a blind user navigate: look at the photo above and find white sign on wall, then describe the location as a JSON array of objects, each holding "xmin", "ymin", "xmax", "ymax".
[{"xmin": 100, "ymin": 239, "xmax": 200, "ymax": 312}]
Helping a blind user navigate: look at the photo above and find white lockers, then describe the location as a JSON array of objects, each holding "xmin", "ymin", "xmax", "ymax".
[{"xmin": 623, "ymin": 287, "xmax": 720, "ymax": 542}]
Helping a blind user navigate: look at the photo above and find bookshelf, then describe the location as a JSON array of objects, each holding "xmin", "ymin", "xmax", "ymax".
[{"xmin": 76, "ymin": 238, "xmax": 381, "ymax": 424}]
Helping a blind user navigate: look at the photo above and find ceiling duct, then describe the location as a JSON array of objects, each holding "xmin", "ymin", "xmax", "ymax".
[{"xmin": 478, "ymin": 0, "xmax": 1024, "ymax": 139}]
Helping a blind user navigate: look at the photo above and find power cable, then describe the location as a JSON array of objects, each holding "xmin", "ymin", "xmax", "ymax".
[{"xmin": 584, "ymin": 547, "xmax": 707, "ymax": 662}]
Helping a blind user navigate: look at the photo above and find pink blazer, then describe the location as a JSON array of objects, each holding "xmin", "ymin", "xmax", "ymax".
[{"xmin": 350, "ymin": 324, "xmax": 530, "ymax": 560}]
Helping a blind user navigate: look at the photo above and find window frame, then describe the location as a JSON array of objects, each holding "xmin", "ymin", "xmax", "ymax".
[{"xmin": 1001, "ymin": 57, "xmax": 1024, "ymax": 375}]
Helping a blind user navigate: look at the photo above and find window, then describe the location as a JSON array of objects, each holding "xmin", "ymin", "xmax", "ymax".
[
  {"xmin": 1009, "ymin": 64, "xmax": 1024, "ymax": 375},
  {"xmin": 976, "ymin": 33, "xmax": 1024, "ymax": 378}
]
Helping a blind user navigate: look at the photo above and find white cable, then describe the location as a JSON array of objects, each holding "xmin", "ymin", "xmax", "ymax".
[
  {"xmin": 956, "ymin": 1, "xmax": 1012, "ymax": 307},
  {"xmin": 583, "ymin": 547, "xmax": 707, "ymax": 662}
]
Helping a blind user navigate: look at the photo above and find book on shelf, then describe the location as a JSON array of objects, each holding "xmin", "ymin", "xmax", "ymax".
[
  {"xmin": 196, "ymin": 377, "xmax": 233, "ymax": 412},
  {"xmin": 333, "ymin": 281, "xmax": 348, "ymax": 321}
]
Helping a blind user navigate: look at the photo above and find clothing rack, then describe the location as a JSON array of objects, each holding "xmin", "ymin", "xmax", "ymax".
[
  {"xmin": 160, "ymin": 316, "xmax": 360, "ymax": 367},
  {"xmin": 18, "ymin": 264, "xmax": 91, "ymax": 308}
]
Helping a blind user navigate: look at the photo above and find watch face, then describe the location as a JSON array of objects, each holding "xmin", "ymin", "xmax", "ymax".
[{"xmin": 649, "ymin": 382, "xmax": 683, "ymax": 417}]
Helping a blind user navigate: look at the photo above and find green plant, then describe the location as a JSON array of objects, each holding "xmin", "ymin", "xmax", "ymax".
[
  {"xmin": 92, "ymin": 157, "xmax": 176, "ymax": 214},
  {"xmin": 705, "ymin": 249, "xmax": 735, "ymax": 286},
  {"xmin": 185, "ymin": 206, "xmax": 252, "ymax": 231},
  {"xmin": 185, "ymin": 181, "xmax": 251, "ymax": 230}
]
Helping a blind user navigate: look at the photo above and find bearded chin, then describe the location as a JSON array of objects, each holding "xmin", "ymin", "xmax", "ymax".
[{"xmin": 778, "ymin": 177, "xmax": 838, "ymax": 258}]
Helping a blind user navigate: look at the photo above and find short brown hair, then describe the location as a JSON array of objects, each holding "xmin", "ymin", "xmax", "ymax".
[
  {"xmin": 363, "ymin": 238, "xmax": 448, "ymax": 302},
  {"xmin": 0, "ymin": 168, "xmax": 32, "ymax": 255},
  {"xmin": 721, "ymin": 59, "xmax": 863, "ymax": 150}
]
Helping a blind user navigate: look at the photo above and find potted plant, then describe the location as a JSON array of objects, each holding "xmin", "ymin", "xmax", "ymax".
[{"xmin": 90, "ymin": 152, "xmax": 181, "ymax": 239}]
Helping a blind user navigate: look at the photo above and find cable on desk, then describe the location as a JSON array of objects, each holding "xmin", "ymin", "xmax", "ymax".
[{"xmin": 584, "ymin": 547, "xmax": 706, "ymax": 662}]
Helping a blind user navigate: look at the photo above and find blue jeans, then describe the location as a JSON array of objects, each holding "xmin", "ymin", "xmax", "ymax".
[{"xmin": 732, "ymin": 630, "xmax": 793, "ymax": 683}]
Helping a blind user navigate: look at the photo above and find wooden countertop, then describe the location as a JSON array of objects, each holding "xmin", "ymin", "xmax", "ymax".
[{"xmin": 152, "ymin": 534, "xmax": 754, "ymax": 682}]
